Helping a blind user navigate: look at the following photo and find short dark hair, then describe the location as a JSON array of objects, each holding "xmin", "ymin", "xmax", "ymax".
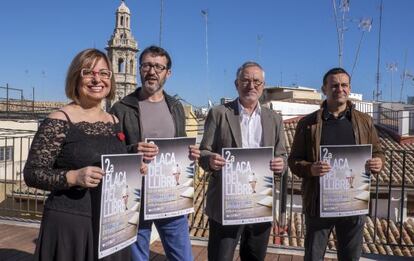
[
  {"xmin": 322, "ymin": 67, "xmax": 351, "ymax": 85},
  {"xmin": 139, "ymin": 45, "xmax": 172, "ymax": 69},
  {"xmin": 236, "ymin": 61, "xmax": 265, "ymax": 79}
]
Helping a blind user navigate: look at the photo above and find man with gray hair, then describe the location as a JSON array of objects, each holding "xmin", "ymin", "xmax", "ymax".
[{"xmin": 199, "ymin": 61, "xmax": 287, "ymax": 260}]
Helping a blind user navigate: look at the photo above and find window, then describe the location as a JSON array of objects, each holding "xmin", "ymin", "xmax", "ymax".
[
  {"xmin": 120, "ymin": 16, "xmax": 124, "ymax": 26},
  {"xmin": 0, "ymin": 146, "xmax": 13, "ymax": 161},
  {"xmin": 130, "ymin": 59, "xmax": 134, "ymax": 74},
  {"xmin": 118, "ymin": 58, "xmax": 125, "ymax": 73}
]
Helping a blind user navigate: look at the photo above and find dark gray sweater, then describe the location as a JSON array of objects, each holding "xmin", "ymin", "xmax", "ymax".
[{"xmin": 110, "ymin": 87, "xmax": 186, "ymax": 153}]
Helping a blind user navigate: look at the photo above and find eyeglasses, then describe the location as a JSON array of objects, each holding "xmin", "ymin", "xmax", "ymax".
[
  {"xmin": 81, "ymin": 68, "xmax": 112, "ymax": 79},
  {"xmin": 140, "ymin": 62, "xmax": 168, "ymax": 73},
  {"xmin": 239, "ymin": 79, "xmax": 264, "ymax": 87}
]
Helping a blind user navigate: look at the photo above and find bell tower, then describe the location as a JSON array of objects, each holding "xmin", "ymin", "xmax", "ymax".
[{"xmin": 106, "ymin": 0, "xmax": 139, "ymax": 105}]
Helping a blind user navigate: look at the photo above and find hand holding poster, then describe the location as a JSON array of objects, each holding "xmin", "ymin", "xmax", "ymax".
[
  {"xmin": 99, "ymin": 153, "xmax": 142, "ymax": 259},
  {"xmin": 222, "ymin": 147, "xmax": 274, "ymax": 225},
  {"xmin": 320, "ymin": 144, "xmax": 372, "ymax": 217},
  {"xmin": 144, "ymin": 137, "xmax": 196, "ymax": 220}
]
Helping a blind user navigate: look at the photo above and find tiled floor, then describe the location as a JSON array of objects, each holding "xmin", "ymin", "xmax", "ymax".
[{"xmin": 0, "ymin": 223, "xmax": 318, "ymax": 261}]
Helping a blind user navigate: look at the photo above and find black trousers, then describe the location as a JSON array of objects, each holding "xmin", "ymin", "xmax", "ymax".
[
  {"xmin": 304, "ymin": 215, "xmax": 365, "ymax": 261},
  {"xmin": 207, "ymin": 218, "xmax": 271, "ymax": 261}
]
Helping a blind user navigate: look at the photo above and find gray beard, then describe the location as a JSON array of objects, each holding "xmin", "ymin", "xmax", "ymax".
[
  {"xmin": 140, "ymin": 77, "xmax": 165, "ymax": 95},
  {"xmin": 142, "ymin": 83, "xmax": 162, "ymax": 95}
]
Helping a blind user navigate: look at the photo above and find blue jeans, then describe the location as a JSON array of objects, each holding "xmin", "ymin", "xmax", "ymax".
[{"xmin": 131, "ymin": 214, "xmax": 193, "ymax": 261}]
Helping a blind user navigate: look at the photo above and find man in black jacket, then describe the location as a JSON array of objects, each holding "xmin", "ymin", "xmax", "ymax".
[{"xmin": 111, "ymin": 46, "xmax": 199, "ymax": 261}]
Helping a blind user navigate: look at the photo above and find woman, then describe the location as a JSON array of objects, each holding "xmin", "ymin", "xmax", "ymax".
[{"xmin": 24, "ymin": 49, "xmax": 130, "ymax": 261}]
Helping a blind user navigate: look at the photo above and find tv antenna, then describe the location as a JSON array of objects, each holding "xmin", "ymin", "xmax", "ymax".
[
  {"xmin": 386, "ymin": 62, "xmax": 398, "ymax": 103},
  {"xmin": 257, "ymin": 34, "xmax": 263, "ymax": 61},
  {"xmin": 332, "ymin": 0, "xmax": 350, "ymax": 67},
  {"xmin": 351, "ymin": 17, "xmax": 372, "ymax": 77}
]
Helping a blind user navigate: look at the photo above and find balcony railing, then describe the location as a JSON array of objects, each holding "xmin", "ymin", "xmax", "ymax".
[
  {"xmin": 188, "ymin": 150, "xmax": 414, "ymax": 256},
  {"xmin": 1, "ymin": 120, "xmax": 413, "ymax": 257},
  {"xmin": 0, "ymin": 135, "xmax": 46, "ymax": 220},
  {"xmin": 373, "ymin": 104, "xmax": 414, "ymax": 136}
]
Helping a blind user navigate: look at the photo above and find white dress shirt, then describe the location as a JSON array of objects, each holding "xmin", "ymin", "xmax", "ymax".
[{"xmin": 238, "ymin": 100, "xmax": 263, "ymax": 148}]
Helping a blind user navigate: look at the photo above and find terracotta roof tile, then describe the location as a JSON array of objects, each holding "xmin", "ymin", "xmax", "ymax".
[
  {"xmin": 190, "ymin": 172, "xmax": 414, "ymax": 257},
  {"xmin": 282, "ymin": 118, "xmax": 414, "ymax": 186}
]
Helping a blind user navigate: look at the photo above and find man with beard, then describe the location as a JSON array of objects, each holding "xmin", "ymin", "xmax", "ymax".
[
  {"xmin": 110, "ymin": 46, "xmax": 199, "ymax": 261},
  {"xmin": 288, "ymin": 67, "xmax": 384, "ymax": 261}
]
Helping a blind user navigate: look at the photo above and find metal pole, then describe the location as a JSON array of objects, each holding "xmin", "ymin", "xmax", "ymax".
[
  {"xmin": 399, "ymin": 50, "xmax": 408, "ymax": 102},
  {"xmin": 373, "ymin": 173, "xmax": 380, "ymax": 244},
  {"xmin": 386, "ymin": 150, "xmax": 393, "ymax": 245},
  {"xmin": 280, "ymin": 71, "xmax": 283, "ymax": 87},
  {"xmin": 399, "ymin": 151, "xmax": 406, "ymax": 245},
  {"xmin": 352, "ymin": 18, "xmax": 372, "ymax": 78},
  {"xmin": 6, "ymin": 83, "xmax": 9, "ymax": 117},
  {"xmin": 257, "ymin": 34, "xmax": 263, "ymax": 61},
  {"xmin": 32, "ymin": 87, "xmax": 35, "ymax": 114},
  {"xmin": 387, "ymin": 62, "xmax": 397, "ymax": 105},
  {"xmin": 201, "ymin": 10, "xmax": 209, "ymax": 102},
  {"xmin": 339, "ymin": 2, "xmax": 346, "ymax": 67},
  {"xmin": 332, "ymin": 0, "xmax": 342, "ymax": 67},
  {"xmin": 391, "ymin": 69, "xmax": 393, "ymax": 103},
  {"xmin": 375, "ymin": 0, "xmax": 383, "ymax": 102},
  {"xmin": 351, "ymin": 31, "xmax": 365, "ymax": 77},
  {"xmin": 20, "ymin": 89, "xmax": 23, "ymax": 113},
  {"xmin": 279, "ymin": 170, "xmax": 287, "ymax": 228},
  {"xmin": 159, "ymin": 0, "xmax": 164, "ymax": 47}
]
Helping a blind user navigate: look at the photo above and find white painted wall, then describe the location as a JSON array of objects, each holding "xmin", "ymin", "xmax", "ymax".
[
  {"xmin": 353, "ymin": 101, "xmax": 373, "ymax": 117},
  {"xmin": 371, "ymin": 191, "xmax": 408, "ymax": 222},
  {"xmin": 270, "ymin": 100, "xmax": 373, "ymax": 120},
  {"xmin": 269, "ymin": 101, "xmax": 320, "ymax": 120},
  {"xmin": 0, "ymin": 120, "xmax": 37, "ymax": 181},
  {"xmin": 282, "ymin": 191, "xmax": 410, "ymax": 222}
]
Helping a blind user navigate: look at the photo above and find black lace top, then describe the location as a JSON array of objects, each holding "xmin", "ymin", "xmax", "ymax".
[{"xmin": 23, "ymin": 116, "xmax": 127, "ymax": 216}]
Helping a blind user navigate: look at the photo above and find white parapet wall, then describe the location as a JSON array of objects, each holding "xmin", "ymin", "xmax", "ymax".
[
  {"xmin": 269, "ymin": 101, "xmax": 320, "ymax": 120},
  {"xmin": 399, "ymin": 111, "xmax": 410, "ymax": 136},
  {"xmin": 269, "ymin": 100, "xmax": 373, "ymax": 120},
  {"xmin": 353, "ymin": 101, "xmax": 373, "ymax": 117},
  {"xmin": 0, "ymin": 120, "xmax": 38, "ymax": 181},
  {"xmin": 371, "ymin": 191, "xmax": 408, "ymax": 222},
  {"xmin": 372, "ymin": 103, "xmax": 413, "ymax": 136}
]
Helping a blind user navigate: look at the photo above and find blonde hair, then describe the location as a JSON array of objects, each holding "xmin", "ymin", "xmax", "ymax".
[{"xmin": 65, "ymin": 48, "xmax": 116, "ymax": 103}]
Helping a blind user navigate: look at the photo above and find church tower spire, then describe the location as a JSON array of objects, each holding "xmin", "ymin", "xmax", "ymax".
[{"xmin": 106, "ymin": 0, "xmax": 139, "ymax": 105}]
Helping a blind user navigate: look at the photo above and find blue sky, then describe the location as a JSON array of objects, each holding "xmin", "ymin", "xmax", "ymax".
[{"xmin": 0, "ymin": 0, "xmax": 413, "ymax": 107}]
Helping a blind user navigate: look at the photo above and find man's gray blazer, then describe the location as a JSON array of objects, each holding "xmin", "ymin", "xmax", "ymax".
[{"xmin": 199, "ymin": 99, "xmax": 287, "ymax": 223}]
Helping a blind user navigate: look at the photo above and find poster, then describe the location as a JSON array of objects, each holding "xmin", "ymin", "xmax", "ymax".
[
  {"xmin": 222, "ymin": 147, "xmax": 274, "ymax": 225},
  {"xmin": 144, "ymin": 137, "xmax": 196, "ymax": 220},
  {"xmin": 98, "ymin": 153, "xmax": 142, "ymax": 259},
  {"xmin": 320, "ymin": 144, "xmax": 372, "ymax": 217}
]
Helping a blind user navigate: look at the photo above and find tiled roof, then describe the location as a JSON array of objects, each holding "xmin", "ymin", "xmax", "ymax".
[
  {"xmin": 189, "ymin": 174, "xmax": 414, "ymax": 257},
  {"xmin": 190, "ymin": 169, "xmax": 209, "ymax": 238},
  {"xmin": 273, "ymin": 213, "xmax": 414, "ymax": 256},
  {"xmin": 283, "ymin": 117, "xmax": 414, "ymax": 187}
]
